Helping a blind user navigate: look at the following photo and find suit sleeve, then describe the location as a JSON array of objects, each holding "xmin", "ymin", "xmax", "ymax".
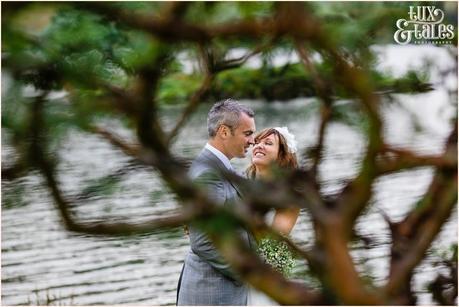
[{"xmin": 188, "ymin": 171, "xmax": 242, "ymax": 283}]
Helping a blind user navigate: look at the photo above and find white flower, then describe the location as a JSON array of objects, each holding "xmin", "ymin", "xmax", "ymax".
[{"xmin": 273, "ymin": 127, "xmax": 298, "ymax": 154}]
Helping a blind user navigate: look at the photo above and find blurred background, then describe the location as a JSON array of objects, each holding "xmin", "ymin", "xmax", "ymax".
[{"xmin": 2, "ymin": 2, "xmax": 457, "ymax": 305}]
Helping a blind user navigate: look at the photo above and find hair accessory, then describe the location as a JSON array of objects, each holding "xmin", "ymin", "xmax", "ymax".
[{"xmin": 273, "ymin": 127, "xmax": 298, "ymax": 153}]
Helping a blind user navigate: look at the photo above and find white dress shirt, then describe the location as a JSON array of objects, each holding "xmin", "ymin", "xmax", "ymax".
[{"xmin": 205, "ymin": 143, "xmax": 233, "ymax": 171}]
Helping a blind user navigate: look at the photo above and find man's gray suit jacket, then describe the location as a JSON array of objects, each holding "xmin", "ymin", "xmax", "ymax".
[{"xmin": 177, "ymin": 148, "xmax": 253, "ymax": 306}]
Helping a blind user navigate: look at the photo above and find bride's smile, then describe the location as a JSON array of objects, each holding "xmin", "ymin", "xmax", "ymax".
[{"xmin": 251, "ymin": 134, "xmax": 280, "ymax": 168}]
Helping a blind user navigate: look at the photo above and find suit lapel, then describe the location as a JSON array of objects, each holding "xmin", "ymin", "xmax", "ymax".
[
  {"xmin": 227, "ymin": 175, "xmax": 243, "ymax": 198},
  {"xmin": 201, "ymin": 149, "xmax": 243, "ymax": 198},
  {"xmin": 201, "ymin": 149, "xmax": 255, "ymax": 249}
]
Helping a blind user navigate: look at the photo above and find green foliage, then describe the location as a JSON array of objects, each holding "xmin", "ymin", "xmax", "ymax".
[
  {"xmin": 213, "ymin": 62, "xmax": 315, "ymax": 100},
  {"xmin": 431, "ymin": 243, "xmax": 458, "ymax": 264},
  {"xmin": 3, "ymin": 7, "xmax": 136, "ymax": 148},
  {"xmin": 1, "ymin": 79, "xmax": 32, "ymax": 146},
  {"xmin": 43, "ymin": 8, "xmax": 123, "ymax": 56},
  {"xmin": 311, "ymin": 2, "xmax": 406, "ymax": 48},
  {"xmin": 158, "ymin": 73, "xmax": 204, "ymax": 105},
  {"xmin": 185, "ymin": 2, "xmax": 273, "ymax": 25},
  {"xmin": 41, "ymin": 8, "xmax": 130, "ymax": 86},
  {"xmin": 390, "ymin": 70, "xmax": 433, "ymax": 93},
  {"xmin": 155, "ymin": 62, "xmax": 431, "ymax": 105}
]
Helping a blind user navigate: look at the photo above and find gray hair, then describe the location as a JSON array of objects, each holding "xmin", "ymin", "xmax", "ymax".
[{"xmin": 207, "ymin": 99, "xmax": 254, "ymax": 137}]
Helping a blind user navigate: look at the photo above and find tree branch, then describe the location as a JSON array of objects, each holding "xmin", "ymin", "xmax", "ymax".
[
  {"xmin": 295, "ymin": 41, "xmax": 333, "ymax": 186},
  {"xmin": 384, "ymin": 126, "xmax": 457, "ymax": 302},
  {"xmin": 29, "ymin": 95, "xmax": 194, "ymax": 235},
  {"xmin": 166, "ymin": 71, "xmax": 214, "ymax": 144},
  {"xmin": 376, "ymin": 145, "xmax": 457, "ymax": 175},
  {"xmin": 213, "ymin": 40, "xmax": 275, "ymax": 72},
  {"xmin": 2, "ymin": 161, "xmax": 29, "ymax": 181},
  {"xmin": 320, "ymin": 217, "xmax": 385, "ymax": 304},
  {"xmin": 283, "ymin": 4, "xmax": 384, "ymax": 233},
  {"xmin": 90, "ymin": 125, "xmax": 141, "ymax": 158},
  {"xmin": 211, "ymin": 229, "xmax": 325, "ymax": 305}
]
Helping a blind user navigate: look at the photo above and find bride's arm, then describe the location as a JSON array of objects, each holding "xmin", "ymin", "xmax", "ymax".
[{"xmin": 272, "ymin": 207, "xmax": 300, "ymax": 235}]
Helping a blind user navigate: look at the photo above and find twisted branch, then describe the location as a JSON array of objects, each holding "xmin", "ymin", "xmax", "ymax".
[{"xmin": 384, "ymin": 125, "xmax": 458, "ymax": 302}]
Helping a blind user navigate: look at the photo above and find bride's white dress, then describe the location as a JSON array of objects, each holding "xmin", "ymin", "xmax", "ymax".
[
  {"xmin": 247, "ymin": 210, "xmax": 279, "ymax": 306},
  {"xmin": 247, "ymin": 286, "xmax": 278, "ymax": 305}
]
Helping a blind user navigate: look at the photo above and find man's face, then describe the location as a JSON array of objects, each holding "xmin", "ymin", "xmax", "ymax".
[{"xmin": 226, "ymin": 112, "xmax": 256, "ymax": 159}]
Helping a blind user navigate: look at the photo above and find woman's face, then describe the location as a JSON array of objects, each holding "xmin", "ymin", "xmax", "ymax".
[{"xmin": 251, "ymin": 133, "xmax": 280, "ymax": 167}]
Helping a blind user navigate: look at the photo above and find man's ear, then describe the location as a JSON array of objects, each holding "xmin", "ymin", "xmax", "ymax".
[{"xmin": 218, "ymin": 125, "xmax": 229, "ymax": 139}]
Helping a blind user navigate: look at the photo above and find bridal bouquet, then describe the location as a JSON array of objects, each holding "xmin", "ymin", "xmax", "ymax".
[{"xmin": 257, "ymin": 236, "xmax": 295, "ymax": 277}]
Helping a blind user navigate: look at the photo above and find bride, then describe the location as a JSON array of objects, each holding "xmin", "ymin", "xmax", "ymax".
[{"xmin": 246, "ymin": 127, "xmax": 300, "ymax": 306}]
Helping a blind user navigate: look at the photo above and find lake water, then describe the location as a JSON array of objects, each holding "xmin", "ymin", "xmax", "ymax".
[{"xmin": 2, "ymin": 45, "xmax": 457, "ymax": 305}]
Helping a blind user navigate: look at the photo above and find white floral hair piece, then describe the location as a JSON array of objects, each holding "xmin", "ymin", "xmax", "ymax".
[{"xmin": 273, "ymin": 127, "xmax": 297, "ymax": 154}]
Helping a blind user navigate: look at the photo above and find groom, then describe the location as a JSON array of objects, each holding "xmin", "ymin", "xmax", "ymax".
[{"xmin": 177, "ymin": 99, "xmax": 256, "ymax": 305}]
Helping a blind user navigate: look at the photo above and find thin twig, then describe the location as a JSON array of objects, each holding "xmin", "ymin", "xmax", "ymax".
[
  {"xmin": 295, "ymin": 41, "xmax": 333, "ymax": 184},
  {"xmin": 167, "ymin": 73, "xmax": 214, "ymax": 144}
]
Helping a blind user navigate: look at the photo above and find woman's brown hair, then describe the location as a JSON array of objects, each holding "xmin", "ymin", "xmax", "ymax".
[{"xmin": 246, "ymin": 128, "xmax": 298, "ymax": 179}]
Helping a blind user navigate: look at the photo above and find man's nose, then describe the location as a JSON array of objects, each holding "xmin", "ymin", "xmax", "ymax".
[{"xmin": 248, "ymin": 135, "xmax": 255, "ymax": 145}]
